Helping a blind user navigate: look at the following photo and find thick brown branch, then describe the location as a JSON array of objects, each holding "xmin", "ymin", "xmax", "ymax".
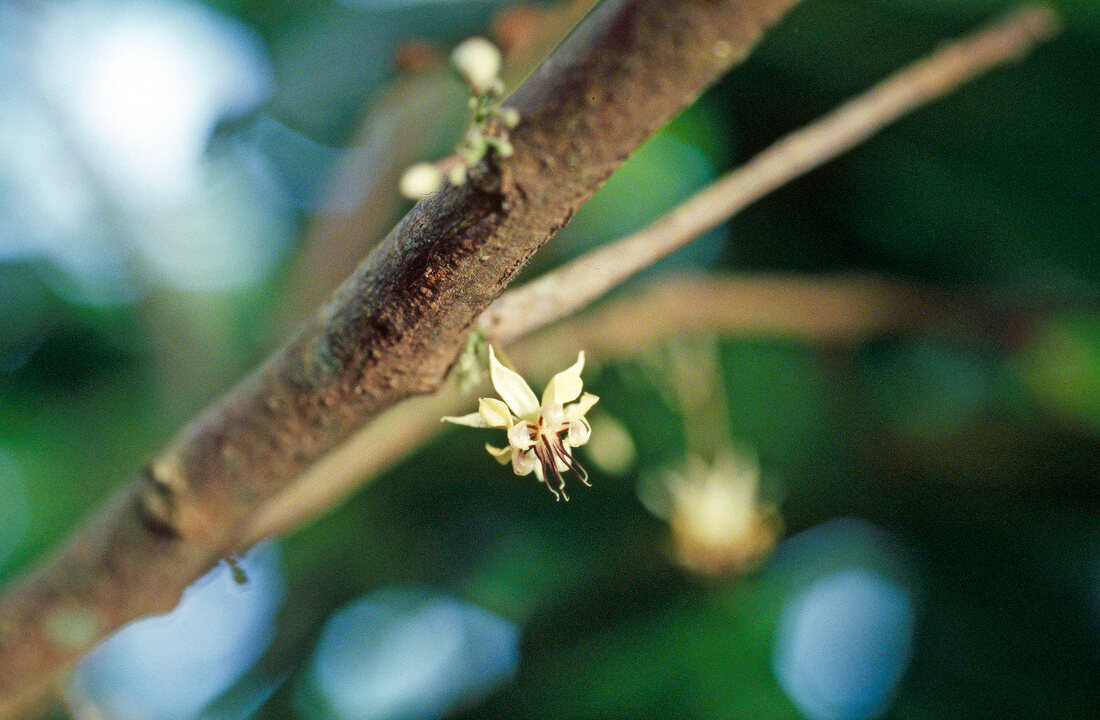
[
  {"xmin": 0, "ymin": 0, "xmax": 798, "ymax": 713},
  {"xmin": 281, "ymin": 0, "xmax": 602, "ymax": 329}
]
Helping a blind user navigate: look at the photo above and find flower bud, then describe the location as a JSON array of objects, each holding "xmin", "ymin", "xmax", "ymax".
[
  {"xmin": 451, "ymin": 37, "xmax": 502, "ymax": 94},
  {"xmin": 498, "ymin": 107, "xmax": 521, "ymax": 129},
  {"xmin": 448, "ymin": 164, "xmax": 468, "ymax": 186},
  {"xmin": 398, "ymin": 162, "xmax": 443, "ymax": 199}
]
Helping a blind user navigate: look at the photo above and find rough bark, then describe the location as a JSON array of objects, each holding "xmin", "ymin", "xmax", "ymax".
[{"xmin": 0, "ymin": 0, "xmax": 799, "ymax": 714}]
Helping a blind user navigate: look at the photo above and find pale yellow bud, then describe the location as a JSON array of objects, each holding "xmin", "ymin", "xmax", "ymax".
[
  {"xmin": 451, "ymin": 37, "xmax": 502, "ymax": 94},
  {"xmin": 498, "ymin": 107, "xmax": 521, "ymax": 129},
  {"xmin": 448, "ymin": 164, "xmax": 468, "ymax": 186},
  {"xmin": 399, "ymin": 162, "xmax": 443, "ymax": 199}
]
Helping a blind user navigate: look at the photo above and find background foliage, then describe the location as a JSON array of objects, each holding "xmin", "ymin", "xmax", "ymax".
[{"xmin": 0, "ymin": 0, "xmax": 1097, "ymax": 718}]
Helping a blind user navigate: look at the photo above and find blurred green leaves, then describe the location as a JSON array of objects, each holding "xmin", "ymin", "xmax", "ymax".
[
  {"xmin": 1014, "ymin": 312, "xmax": 1100, "ymax": 432},
  {"xmin": 1, "ymin": 1, "xmax": 1098, "ymax": 719}
]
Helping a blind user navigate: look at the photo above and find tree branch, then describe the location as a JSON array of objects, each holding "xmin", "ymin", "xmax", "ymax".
[
  {"xmin": 0, "ymin": 0, "xmax": 799, "ymax": 713},
  {"xmin": 280, "ymin": 0, "xmax": 602, "ymax": 329}
]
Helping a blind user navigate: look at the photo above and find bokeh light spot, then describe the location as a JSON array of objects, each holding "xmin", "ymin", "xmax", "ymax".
[
  {"xmin": 70, "ymin": 544, "xmax": 284, "ymax": 720},
  {"xmin": 32, "ymin": 0, "xmax": 271, "ymax": 205},
  {"xmin": 773, "ymin": 568, "xmax": 915, "ymax": 720},
  {"xmin": 304, "ymin": 586, "xmax": 520, "ymax": 720}
]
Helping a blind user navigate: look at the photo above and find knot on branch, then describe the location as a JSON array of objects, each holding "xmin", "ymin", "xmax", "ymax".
[{"xmin": 138, "ymin": 455, "xmax": 186, "ymax": 538}]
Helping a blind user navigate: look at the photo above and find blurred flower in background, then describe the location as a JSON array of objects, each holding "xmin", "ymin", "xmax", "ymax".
[
  {"xmin": 640, "ymin": 450, "xmax": 782, "ymax": 576},
  {"xmin": 67, "ymin": 544, "xmax": 285, "ymax": 720},
  {"xmin": 300, "ymin": 586, "xmax": 520, "ymax": 720},
  {"xmin": 638, "ymin": 339, "xmax": 783, "ymax": 575}
]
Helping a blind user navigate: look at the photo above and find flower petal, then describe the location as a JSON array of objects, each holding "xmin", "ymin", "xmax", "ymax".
[
  {"xmin": 541, "ymin": 351, "xmax": 585, "ymax": 406},
  {"xmin": 540, "ymin": 402, "xmax": 565, "ymax": 430},
  {"xmin": 567, "ymin": 415, "xmax": 592, "ymax": 446},
  {"xmin": 478, "ymin": 397, "xmax": 514, "ymax": 428},
  {"xmin": 513, "ymin": 448, "xmax": 537, "ymax": 476},
  {"xmin": 441, "ymin": 411, "xmax": 490, "ymax": 428},
  {"xmin": 489, "ymin": 346, "xmax": 540, "ymax": 419},
  {"xmin": 566, "ymin": 392, "xmax": 599, "ymax": 419},
  {"xmin": 485, "ymin": 443, "xmax": 513, "ymax": 465},
  {"xmin": 508, "ymin": 421, "xmax": 534, "ymax": 450}
]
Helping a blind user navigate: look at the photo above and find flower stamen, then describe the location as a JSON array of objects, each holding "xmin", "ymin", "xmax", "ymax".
[
  {"xmin": 537, "ymin": 434, "xmax": 567, "ymax": 501},
  {"xmin": 552, "ymin": 436, "xmax": 590, "ymax": 486}
]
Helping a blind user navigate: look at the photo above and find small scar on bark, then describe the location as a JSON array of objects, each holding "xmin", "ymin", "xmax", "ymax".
[
  {"xmin": 497, "ymin": 160, "xmax": 517, "ymax": 197},
  {"xmin": 137, "ymin": 461, "xmax": 182, "ymax": 538}
]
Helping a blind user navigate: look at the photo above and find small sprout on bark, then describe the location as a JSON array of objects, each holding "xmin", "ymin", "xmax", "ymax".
[
  {"xmin": 455, "ymin": 329, "xmax": 490, "ymax": 394},
  {"xmin": 443, "ymin": 346, "xmax": 598, "ymax": 501},
  {"xmin": 486, "ymin": 136, "xmax": 514, "ymax": 158},
  {"xmin": 457, "ymin": 130, "xmax": 489, "ymax": 164},
  {"xmin": 226, "ymin": 555, "xmax": 249, "ymax": 584},
  {"xmin": 399, "ymin": 36, "xmax": 519, "ymax": 199},
  {"xmin": 498, "ymin": 107, "xmax": 520, "ymax": 129},
  {"xmin": 447, "ymin": 164, "xmax": 468, "ymax": 186}
]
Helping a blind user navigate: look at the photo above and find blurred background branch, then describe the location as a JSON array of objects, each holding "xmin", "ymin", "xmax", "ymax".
[
  {"xmin": 480, "ymin": 3, "xmax": 1059, "ymax": 347},
  {"xmin": 247, "ymin": 269, "xmax": 1039, "ymax": 545}
]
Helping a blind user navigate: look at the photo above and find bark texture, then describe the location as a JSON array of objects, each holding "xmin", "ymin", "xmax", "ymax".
[{"xmin": 0, "ymin": 0, "xmax": 799, "ymax": 714}]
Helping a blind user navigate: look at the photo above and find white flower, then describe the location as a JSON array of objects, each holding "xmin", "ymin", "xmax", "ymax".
[{"xmin": 443, "ymin": 346, "xmax": 598, "ymax": 501}]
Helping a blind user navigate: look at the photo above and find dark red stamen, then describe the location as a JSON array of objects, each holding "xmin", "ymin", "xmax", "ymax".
[{"xmin": 534, "ymin": 432, "xmax": 591, "ymax": 500}]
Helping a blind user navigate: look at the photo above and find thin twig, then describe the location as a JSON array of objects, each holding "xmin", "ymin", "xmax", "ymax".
[{"xmin": 479, "ymin": 4, "xmax": 1060, "ymax": 346}]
